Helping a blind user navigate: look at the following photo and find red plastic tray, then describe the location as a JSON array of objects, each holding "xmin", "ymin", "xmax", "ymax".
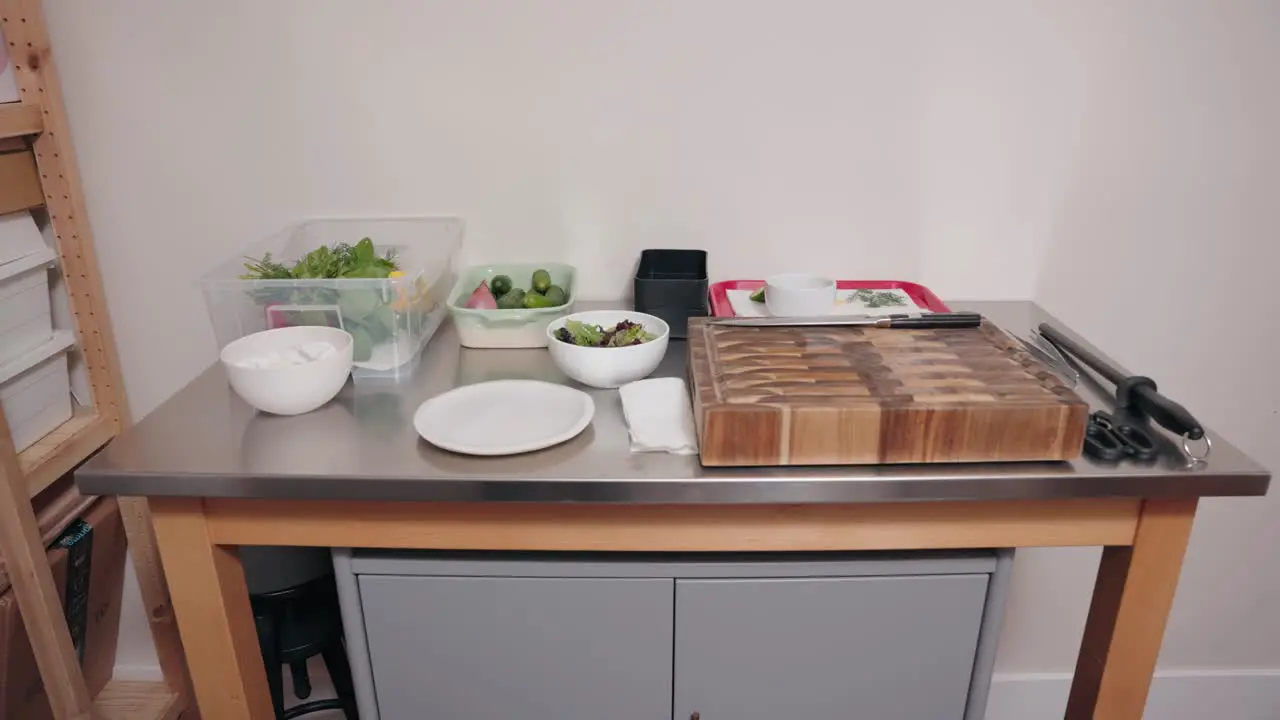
[{"xmin": 709, "ymin": 280, "xmax": 950, "ymax": 317}]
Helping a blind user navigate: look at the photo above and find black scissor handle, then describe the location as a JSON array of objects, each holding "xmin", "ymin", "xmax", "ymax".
[
  {"xmin": 1113, "ymin": 421, "xmax": 1159, "ymax": 461},
  {"xmin": 1084, "ymin": 413, "xmax": 1127, "ymax": 461},
  {"xmin": 1083, "ymin": 411, "xmax": 1159, "ymax": 463}
]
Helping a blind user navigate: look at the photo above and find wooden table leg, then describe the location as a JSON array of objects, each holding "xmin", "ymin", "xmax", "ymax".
[
  {"xmin": 118, "ymin": 496, "xmax": 202, "ymax": 716},
  {"xmin": 150, "ymin": 497, "xmax": 273, "ymax": 719},
  {"xmin": 1066, "ymin": 498, "xmax": 1198, "ymax": 719}
]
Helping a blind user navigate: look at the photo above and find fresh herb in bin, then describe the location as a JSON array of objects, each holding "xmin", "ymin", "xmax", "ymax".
[
  {"xmin": 460, "ymin": 268, "xmax": 570, "ymax": 311},
  {"xmin": 240, "ymin": 238, "xmax": 429, "ymax": 363},
  {"xmin": 555, "ymin": 320, "xmax": 656, "ymax": 347},
  {"xmin": 243, "ymin": 238, "xmax": 399, "ymax": 280}
]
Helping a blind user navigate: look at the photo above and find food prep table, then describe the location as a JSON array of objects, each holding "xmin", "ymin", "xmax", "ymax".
[{"xmin": 76, "ymin": 300, "xmax": 1270, "ymax": 720}]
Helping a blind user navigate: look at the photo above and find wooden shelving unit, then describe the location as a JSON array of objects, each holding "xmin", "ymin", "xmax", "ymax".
[
  {"xmin": 20, "ymin": 408, "xmax": 114, "ymax": 497},
  {"xmin": 0, "ymin": 100, "xmax": 41, "ymax": 137},
  {"xmin": 95, "ymin": 680, "xmax": 184, "ymax": 720},
  {"xmin": 0, "ymin": 0, "xmax": 196, "ymax": 718}
]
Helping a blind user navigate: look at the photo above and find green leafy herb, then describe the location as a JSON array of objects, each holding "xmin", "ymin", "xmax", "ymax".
[
  {"xmin": 609, "ymin": 321, "xmax": 654, "ymax": 346},
  {"xmin": 852, "ymin": 289, "xmax": 908, "ymax": 308},
  {"xmin": 562, "ymin": 320, "xmax": 604, "ymax": 346},
  {"xmin": 555, "ymin": 320, "xmax": 657, "ymax": 347},
  {"xmin": 241, "ymin": 253, "xmax": 292, "ymax": 280},
  {"xmin": 238, "ymin": 237, "xmax": 410, "ymax": 363},
  {"xmin": 240, "ymin": 237, "xmax": 399, "ymax": 281}
]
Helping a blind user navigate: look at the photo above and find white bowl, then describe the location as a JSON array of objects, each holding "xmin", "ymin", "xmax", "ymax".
[
  {"xmin": 764, "ymin": 273, "xmax": 837, "ymax": 316},
  {"xmin": 545, "ymin": 310, "xmax": 670, "ymax": 389},
  {"xmin": 219, "ymin": 326, "xmax": 354, "ymax": 415}
]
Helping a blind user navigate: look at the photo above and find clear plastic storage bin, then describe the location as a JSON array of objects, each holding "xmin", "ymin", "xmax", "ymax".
[{"xmin": 200, "ymin": 218, "xmax": 461, "ymax": 382}]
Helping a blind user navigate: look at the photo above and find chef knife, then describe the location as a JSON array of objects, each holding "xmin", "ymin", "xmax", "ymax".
[{"xmin": 707, "ymin": 312, "xmax": 983, "ymax": 329}]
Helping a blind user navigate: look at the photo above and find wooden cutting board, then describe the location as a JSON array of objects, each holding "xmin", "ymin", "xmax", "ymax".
[{"xmin": 687, "ymin": 318, "xmax": 1088, "ymax": 466}]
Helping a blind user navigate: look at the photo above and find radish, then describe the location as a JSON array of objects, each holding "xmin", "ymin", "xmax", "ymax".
[{"xmin": 464, "ymin": 279, "xmax": 499, "ymax": 309}]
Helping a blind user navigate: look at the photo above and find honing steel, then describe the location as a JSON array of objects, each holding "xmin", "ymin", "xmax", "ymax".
[
  {"xmin": 1037, "ymin": 323, "xmax": 1207, "ymax": 446},
  {"xmin": 708, "ymin": 312, "xmax": 983, "ymax": 329}
]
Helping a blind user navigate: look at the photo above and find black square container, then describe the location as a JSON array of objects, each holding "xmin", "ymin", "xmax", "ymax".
[{"xmin": 633, "ymin": 249, "xmax": 709, "ymax": 339}]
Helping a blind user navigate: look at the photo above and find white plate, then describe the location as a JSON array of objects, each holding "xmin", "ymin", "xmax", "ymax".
[{"xmin": 413, "ymin": 380, "xmax": 595, "ymax": 456}]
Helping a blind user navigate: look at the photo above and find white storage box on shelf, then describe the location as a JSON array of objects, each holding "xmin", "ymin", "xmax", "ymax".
[
  {"xmin": 0, "ymin": 330, "xmax": 74, "ymax": 452},
  {"xmin": 0, "ymin": 38, "xmax": 18, "ymax": 104},
  {"xmin": 0, "ymin": 212, "xmax": 57, "ymax": 365},
  {"xmin": 200, "ymin": 218, "xmax": 462, "ymax": 382}
]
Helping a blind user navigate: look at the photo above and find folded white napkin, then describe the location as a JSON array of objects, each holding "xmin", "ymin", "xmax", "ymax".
[{"xmin": 618, "ymin": 378, "xmax": 699, "ymax": 455}]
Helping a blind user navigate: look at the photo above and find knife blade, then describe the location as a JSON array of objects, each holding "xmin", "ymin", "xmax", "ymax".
[{"xmin": 707, "ymin": 312, "xmax": 983, "ymax": 329}]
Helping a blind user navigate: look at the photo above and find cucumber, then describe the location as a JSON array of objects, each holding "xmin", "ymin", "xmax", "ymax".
[
  {"xmin": 496, "ymin": 289, "xmax": 526, "ymax": 310},
  {"xmin": 490, "ymin": 274, "xmax": 513, "ymax": 296},
  {"xmin": 524, "ymin": 292, "xmax": 556, "ymax": 309},
  {"xmin": 543, "ymin": 285, "xmax": 567, "ymax": 307},
  {"xmin": 531, "ymin": 269, "xmax": 552, "ymax": 294}
]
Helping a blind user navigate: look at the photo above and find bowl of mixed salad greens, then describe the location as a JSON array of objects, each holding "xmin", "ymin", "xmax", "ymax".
[{"xmin": 545, "ymin": 310, "xmax": 670, "ymax": 388}]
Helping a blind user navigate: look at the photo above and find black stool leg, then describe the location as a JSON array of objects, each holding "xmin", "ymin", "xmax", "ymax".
[
  {"xmin": 254, "ymin": 611, "xmax": 286, "ymax": 718},
  {"xmin": 290, "ymin": 660, "xmax": 312, "ymax": 700},
  {"xmin": 321, "ymin": 640, "xmax": 359, "ymax": 720}
]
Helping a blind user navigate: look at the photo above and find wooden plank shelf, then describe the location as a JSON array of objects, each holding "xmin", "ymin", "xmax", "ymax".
[
  {"xmin": 0, "ymin": 1, "xmax": 197, "ymax": 718},
  {"xmin": 95, "ymin": 679, "xmax": 183, "ymax": 720},
  {"xmin": 0, "ymin": 102, "xmax": 43, "ymax": 138},
  {"xmin": 19, "ymin": 408, "xmax": 114, "ymax": 499}
]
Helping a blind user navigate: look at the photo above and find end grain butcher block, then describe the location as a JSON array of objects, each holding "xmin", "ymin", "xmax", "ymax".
[{"xmin": 687, "ymin": 318, "xmax": 1088, "ymax": 467}]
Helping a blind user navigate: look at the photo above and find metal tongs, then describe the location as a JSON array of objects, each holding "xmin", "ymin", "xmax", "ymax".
[{"xmin": 1010, "ymin": 329, "xmax": 1080, "ymax": 388}]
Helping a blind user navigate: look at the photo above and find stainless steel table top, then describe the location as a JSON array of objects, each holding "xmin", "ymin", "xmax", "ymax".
[{"xmin": 76, "ymin": 301, "xmax": 1270, "ymax": 504}]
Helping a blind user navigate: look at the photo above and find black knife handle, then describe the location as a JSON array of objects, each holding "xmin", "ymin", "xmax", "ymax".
[
  {"xmin": 888, "ymin": 312, "xmax": 982, "ymax": 329},
  {"xmin": 1128, "ymin": 380, "xmax": 1205, "ymax": 440}
]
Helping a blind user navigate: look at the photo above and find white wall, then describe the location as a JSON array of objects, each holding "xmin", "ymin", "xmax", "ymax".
[
  {"xmin": 41, "ymin": 0, "xmax": 1279, "ymax": 712},
  {"xmin": 999, "ymin": 1, "xmax": 1280, "ymax": 684}
]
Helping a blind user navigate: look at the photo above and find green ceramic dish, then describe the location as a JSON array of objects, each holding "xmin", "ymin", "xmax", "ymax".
[{"xmin": 446, "ymin": 263, "xmax": 577, "ymax": 348}]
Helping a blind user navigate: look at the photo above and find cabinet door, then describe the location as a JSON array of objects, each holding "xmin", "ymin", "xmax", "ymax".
[
  {"xmin": 359, "ymin": 575, "xmax": 673, "ymax": 720},
  {"xmin": 674, "ymin": 575, "xmax": 989, "ymax": 720}
]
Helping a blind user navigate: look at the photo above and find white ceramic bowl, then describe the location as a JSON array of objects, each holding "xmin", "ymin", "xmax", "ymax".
[
  {"xmin": 764, "ymin": 273, "xmax": 837, "ymax": 316},
  {"xmin": 219, "ymin": 326, "xmax": 354, "ymax": 415},
  {"xmin": 545, "ymin": 310, "xmax": 670, "ymax": 389}
]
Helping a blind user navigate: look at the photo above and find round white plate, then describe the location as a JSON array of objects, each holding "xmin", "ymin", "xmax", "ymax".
[{"xmin": 413, "ymin": 380, "xmax": 595, "ymax": 456}]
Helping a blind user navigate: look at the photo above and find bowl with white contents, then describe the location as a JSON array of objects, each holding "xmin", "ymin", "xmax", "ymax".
[
  {"xmin": 546, "ymin": 310, "xmax": 670, "ymax": 389},
  {"xmin": 219, "ymin": 326, "xmax": 354, "ymax": 415},
  {"xmin": 763, "ymin": 273, "xmax": 837, "ymax": 316}
]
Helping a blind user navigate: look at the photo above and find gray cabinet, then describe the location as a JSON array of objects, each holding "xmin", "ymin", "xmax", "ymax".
[
  {"xmin": 335, "ymin": 552, "xmax": 1011, "ymax": 720},
  {"xmin": 674, "ymin": 575, "xmax": 990, "ymax": 720},
  {"xmin": 357, "ymin": 575, "xmax": 673, "ymax": 720}
]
